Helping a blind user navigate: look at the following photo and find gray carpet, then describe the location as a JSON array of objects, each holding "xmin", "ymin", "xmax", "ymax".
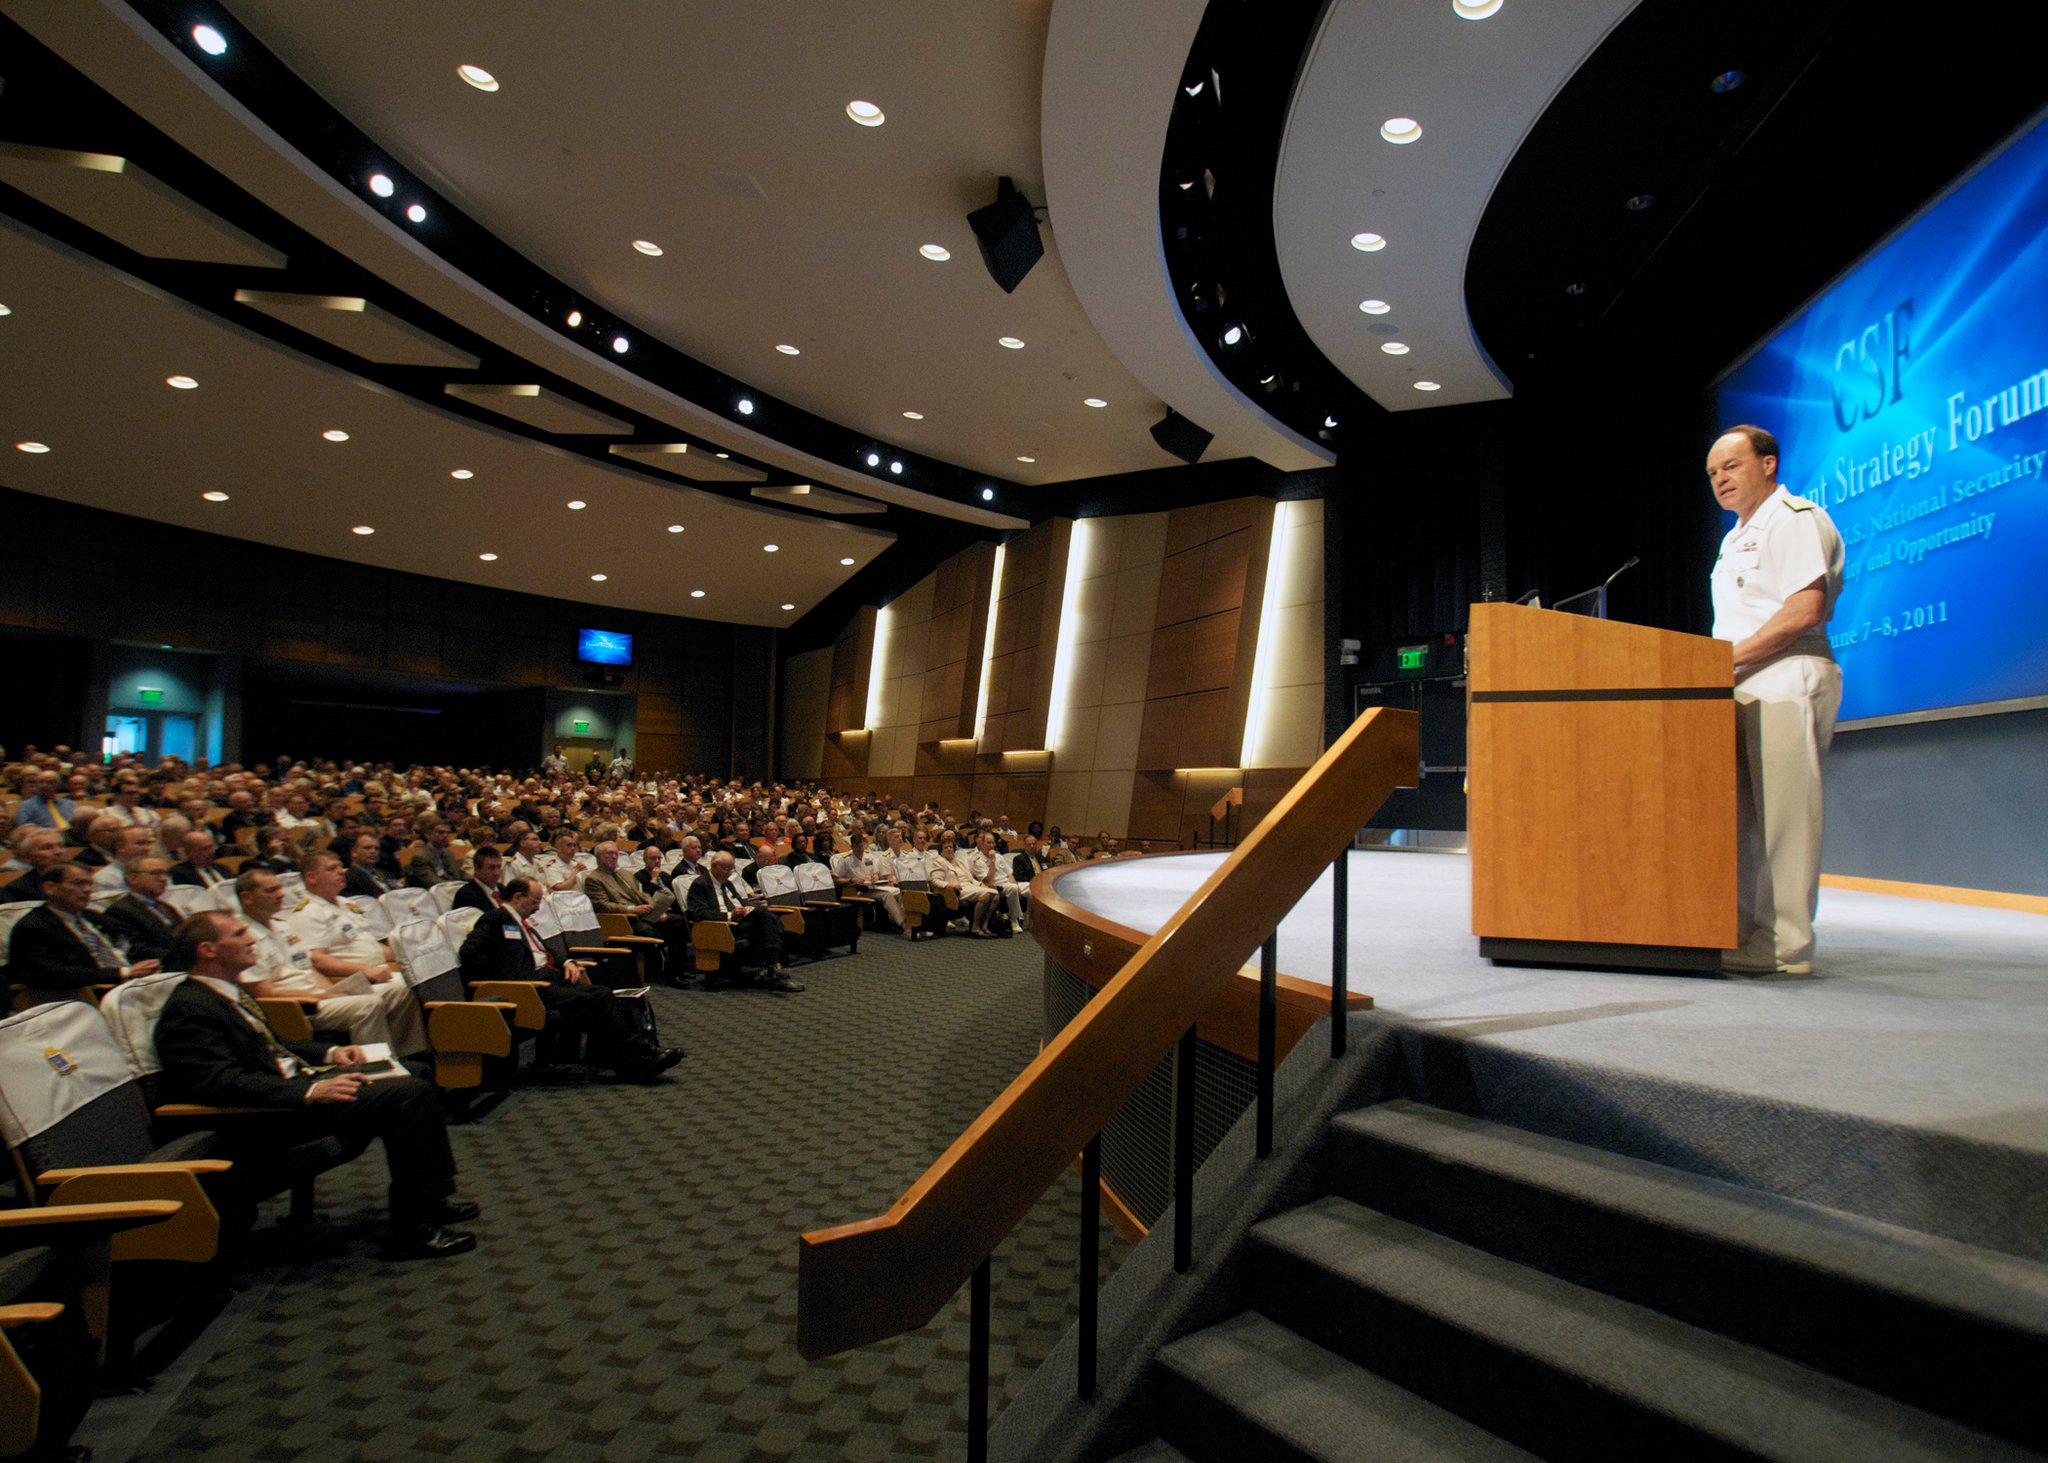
[
  {"xmin": 1055, "ymin": 851, "xmax": 2048, "ymax": 1149},
  {"xmin": 81, "ymin": 929, "xmax": 1121, "ymax": 1462}
]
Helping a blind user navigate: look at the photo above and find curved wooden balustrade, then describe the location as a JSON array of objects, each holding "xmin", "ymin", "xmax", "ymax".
[{"xmin": 796, "ymin": 706, "xmax": 1417, "ymax": 1360}]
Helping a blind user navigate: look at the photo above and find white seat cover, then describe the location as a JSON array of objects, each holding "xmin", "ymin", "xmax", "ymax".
[
  {"xmin": 0, "ymin": 1000, "xmax": 134, "ymax": 1146},
  {"xmin": 391, "ymin": 918, "xmax": 459, "ymax": 984},
  {"xmin": 96, "ymin": 971, "xmax": 191, "ymax": 1079},
  {"xmin": 547, "ymin": 889, "xmax": 602, "ymax": 937}
]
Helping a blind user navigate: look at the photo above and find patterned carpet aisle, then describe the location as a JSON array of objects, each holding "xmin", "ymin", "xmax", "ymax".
[{"xmin": 108, "ymin": 931, "xmax": 1120, "ymax": 1462}]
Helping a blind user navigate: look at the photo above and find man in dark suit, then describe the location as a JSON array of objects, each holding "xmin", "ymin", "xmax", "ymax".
[
  {"xmin": 152, "ymin": 911, "xmax": 477, "ymax": 1260},
  {"xmin": 342, "ymin": 833, "xmax": 399, "ymax": 899},
  {"xmin": 1011, "ymin": 832, "xmax": 1049, "ymax": 887},
  {"xmin": 456, "ymin": 878, "xmax": 681, "ymax": 1081},
  {"xmin": 684, "ymin": 853, "xmax": 801, "ymax": 992},
  {"xmin": 451, "ymin": 848, "xmax": 510, "ymax": 914},
  {"xmin": 8, "ymin": 863, "xmax": 162, "ymax": 1003},
  {"xmin": 96, "ymin": 855, "xmax": 183, "ymax": 964},
  {"xmin": 169, "ymin": 830, "xmax": 231, "ymax": 889},
  {"xmin": 405, "ymin": 818, "xmax": 467, "ymax": 888}
]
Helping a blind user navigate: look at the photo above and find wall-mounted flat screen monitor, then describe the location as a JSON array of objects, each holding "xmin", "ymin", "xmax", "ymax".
[
  {"xmin": 1714, "ymin": 109, "xmax": 2048, "ymax": 726},
  {"xmin": 576, "ymin": 628, "xmax": 634, "ymax": 666}
]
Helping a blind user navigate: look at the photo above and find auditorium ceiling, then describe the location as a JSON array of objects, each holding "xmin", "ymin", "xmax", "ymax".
[{"xmin": 0, "ymin": 0, "xmax": 2038, "ymax": 628}]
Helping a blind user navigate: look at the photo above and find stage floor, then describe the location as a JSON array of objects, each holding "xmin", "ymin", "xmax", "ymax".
[{"xmin": 1054, "ymin": 849, "xmax": 2048, "ymax": 1180}]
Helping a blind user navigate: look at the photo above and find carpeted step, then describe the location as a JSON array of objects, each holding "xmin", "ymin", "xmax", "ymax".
[
  {"xmin": 1325, "ymin": 1099, "xmax": 2048, "ymax": 1449},
  {"xmin": 1250, "ymin": 1197, "xmax": 2036, "ymax": 1462},
  {"xmin": 1152, "ymin": 1311, "xmax": 1539, "ymax": 1463},
  {"xmin": 1102, "ymin": 1439, "xmax": 1197, "ymax": 1463}
]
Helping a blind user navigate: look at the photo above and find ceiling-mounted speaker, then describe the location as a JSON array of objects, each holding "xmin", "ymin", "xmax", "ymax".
[
  {"xmin": 1149, "ymin": 410, "xmax": 1213, "ymax": 465},
  {"xmin": 966, "ymin": 176, "xmax": 1044, "ymax": 294}
]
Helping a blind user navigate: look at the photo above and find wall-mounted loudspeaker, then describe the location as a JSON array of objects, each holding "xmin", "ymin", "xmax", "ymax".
[
  {"xmin": 1149, "ymin": 410, "xmax": 1214, "ymax": 464},
  {"xmin": 966, "ymin": 177, "xmax": 1044, "ymax": 294}
]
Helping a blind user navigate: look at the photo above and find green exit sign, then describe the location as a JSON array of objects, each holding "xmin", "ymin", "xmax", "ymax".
[
  {"xmin": 137, "ymin": 687, "xmax": 165, "ymax": 706},
  {"xmin": 573, "ymin": 720, "xmax": 591, "ymax": 735},
  {"xmin": 1397, "ymin": 647, "xmax": 1428, "ymax": 672}
]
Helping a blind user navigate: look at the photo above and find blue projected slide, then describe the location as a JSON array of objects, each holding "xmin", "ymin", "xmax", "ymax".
[
  {"xmin": 577, "ymin": 628, "xmax": 634, "ymax": 666},
  {"xmin": 1716, "ymin": 110, "xmax": 2048, "ymax": 723}
]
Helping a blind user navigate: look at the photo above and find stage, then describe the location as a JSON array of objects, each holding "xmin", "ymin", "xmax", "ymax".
[{"xmin": 1048, "ymin": 850, "xmax": 2048, "ymax": 1262}]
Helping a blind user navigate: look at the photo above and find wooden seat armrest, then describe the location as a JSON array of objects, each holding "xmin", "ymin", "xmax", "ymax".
[
  {"xmin": 34, "ymin": 1169, "xmax": 219, "ymax": 1264},
  {"xmin": 470, "ymin": 980, "xmax": 548, "ymax": 989},
  {"xmin": 0, "ymin": 1302, "xmax": 63, "ymax": 1328},
  {"xmin": 567, "ymin": 945, "xmax": 630, "ymax": 959},
  {"xmin": 0, "ymin": 1200, "xmax": 182, "ymax": 1234},
  {"xmin": 691, "ymin": 921, "xmax": 737, "ymax": 952},
  {"xmin": 153, "ymin": 1102, "xmax": 278, "ymax": 1118},
  {"xmin": 36, "ymin": 1160, "xmax": 232, "ymax": 1187},
  {"xmin": 423, "ymin": 999, "xmax": 517, "ymax": 1011},
  {"xmin": 604, "ymin": 935, "xmax": 665, "ymax": 947},
  {"xmin": 470, "ymin": 980, "xmax": 547, "ymax": 1030},
  {"xmin": 426, "ymin": 1002, "xmax": 514, "ymax": 1065},
  {"xmin": 271, "ymin": 994, "xmax": 326, "ymax": 1008}
]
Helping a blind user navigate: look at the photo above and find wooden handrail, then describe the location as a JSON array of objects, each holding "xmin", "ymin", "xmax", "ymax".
[
  {"xmin": 1208, "ymin": 786, "xmax": 1244, "ymax": 821},
  {"xmin": 796, "ymin": 706, "xmax": 1417, "ymax": 1359}
]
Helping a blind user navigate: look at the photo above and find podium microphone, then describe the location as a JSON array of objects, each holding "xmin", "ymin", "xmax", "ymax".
[
  {"xmin": 1604, "ymin": 555, "xmax": 1642, "ymax": 590},
  {"xmin": 1513, "ymin": 587, "xmax": 1541, "ymax": 607}
]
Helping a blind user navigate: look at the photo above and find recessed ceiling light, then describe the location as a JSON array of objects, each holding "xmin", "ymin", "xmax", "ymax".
[
  {"xmin": 1381, "ymin": 341, "xmax": 1411, "ymax": 355},
  {"xmin": 406, "ymin": 203, "xmax": 428, "ymax": 224},
  {"xmin": 1083, "ymin": 397, "xmax": 1108, "ymax": 408},
  {"xmin": 1452, "ymin": 0, "xmax": 1503, "ymax": 18},
  {"xmin": 1358, "ymin": 299, "xmax": 1391, "ymax": 315},
  {"xmin": 368, "ymin": 173, "xmax": 395, "ymax": 198},
  {"xmin": 920, "ymin": 244, "xmax": 951, "ymax": 261},
  {"xmin": 1625, "ymin": 194, "xmax": 1655, "ymax": 212},
  {"xmin": 565, "ymin": 309, "xmax": 583, "ymax": 327},
  {"xmin": 690, "ymin": 589, "xmax": 706, "ymax": 599},
  {"xmin": 1221, "ymin": 324, "xmax": 1244, "ymax": 345},
  {"xmin": 902, "ymin": 410, "xmax": 923, "ymax": 420},
  {"xmin": 763, "ymin": 544, "xmax": 780, "ymax": 553},
  {"xmin": 888, "ymin": 461, "xmax": 903, "ymax": 474},
  {"xmin": 846, "ymin": 100, "xmax": 884, "ymax": 127},
  {"xmin": 457, "ymin": 63, "xmax": 499, "ymax": 91},
  {"xmin": 323, "ymin": 429, "xmax": 349, "ymax": 442},
  {"xmin": 1710, "ymin": 69, "xmax": 1745, "ymax": 93},
  {"xmin": 450, "ymin": 468, "xmax": 474, "ymax": 480},
  {"xmin": 632, "ymin": 239, "xmax": 663, "ymax": 256},
  {"xmin": 775, "ymin": 343, "xmax": 801, "ymax": 355},
  {"xmin": 566, "ymin": 500, "xmax": 586, "ymax": 510},
  {"xmin": 478, "ymin": 552, "xmax": 498, "ymax": 561},
  {"xmin": 997, "ymin": 336, "xmax": 1025, "ymax": 349},
  {"xmin": 611, "ymin": 335, "xmax": 629, "ymax": 353},
  {"xmin": 666, "ymin": 523, "xmax": 685, "ymax": 533},
  {"xmin": 15, "ymin": 442, "xmax": 49, "ymax": 454},
  {"xmin": 1323, "ymin": 416, "xmax": 1339, "ymax": 428},
  {"xmin": 1016, "ymin": 455, "xmax": 1036, "ymax": 464},
  {"xmin": 1414, "ymin": 380, "xmax": 1443, "ymax": 391},
  {"xmin": 0, "ymin": 303, "xmax": 11, "ymax": 316},
  {"xmin": 352, "ymin": 525, "xmax": 376, "ymax": 535},
  {"xmin": 1184, "ymin": 80, "xmax": 1204, "ymax": 98},
  {"xmin": 840, "ymin": 557, "xmax": 856, "ymax": 566},
  {"xmin": 201, "ymin": 490, "xmax": 230, "ymax": 502},
  {"xmin": 781, "ymin": 603, "xmax": 796, "ymax": 611},
  {"xmin": 191, "ymin": 24, "xmax": 227, "ymax": 56},
  {"xmin": 590, "ymin": 573, "xmax": 607, "ymax": 582},
  {"xmin": 737, "ymin": 398, "xmax": 755, "ymax": 415},
  {"xmin": 981, "ymin": 487, "xmax": 995, "ymax": 502},
  {"xmin": 715, "ymin": 452, "xmax": 730, "ymax": 459},
  {"xmin": 865, "ymin": 452, "xmax": 881, "ymax": 468},
  {"xmin": 1351, "ymin": 232, "xmax": 1387, "ymax": 252},
  {"xmin": 1380, "ymin": 118, "xmax": 1422, "ymax": 145},
  {"xmin": 165, "ymin": 375, "xmax": 199, "ymax": 389},
  {"xmin": 1565, "ymin": 281, "xmax": 1587, "ymax": 296}
]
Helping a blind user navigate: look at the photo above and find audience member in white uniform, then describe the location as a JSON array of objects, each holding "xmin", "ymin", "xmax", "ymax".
[
  {"xmin": 239, "ymin": 868, "xmax": 423, "ymax": 1053},
  {"xmin": 927, "ymin": 829, "xmax": 1000, "ymax": 937},
  {"xmin": 285, "ymin": 852, "xmax": 425, "ymax": 1050},
  {"xmin": 832, "ymin": 828, "xmax": 904, "ymax": 934}
]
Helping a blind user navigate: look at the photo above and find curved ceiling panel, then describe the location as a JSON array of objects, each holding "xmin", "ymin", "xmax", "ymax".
[
  {"xmin": 1040, "ymin": 0, "xmax": 1332, "ymax": 471},
  {"xmin": 1273, "ymin": 0, "xmax": 1635, "ymax": 412}
]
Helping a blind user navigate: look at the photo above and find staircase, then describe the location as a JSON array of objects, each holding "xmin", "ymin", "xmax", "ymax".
[{"xmin": 1113, "ymin": 1100, "xmax": 2048, "ymax": 1462}]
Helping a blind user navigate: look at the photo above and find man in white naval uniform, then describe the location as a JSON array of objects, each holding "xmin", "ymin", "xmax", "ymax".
[{"xmin": 1706, "ymin": 425, "xmax": 1845, "ymax": 976}]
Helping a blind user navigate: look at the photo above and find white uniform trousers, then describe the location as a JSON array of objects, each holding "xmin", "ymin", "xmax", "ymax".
[
  {"xmin": 1732, "ymin": 655, "xmax": 1842, "ymax": 966},
  {"xmin": 312, "ymin": 976, "xmax": 428, "ymax": 1055}
]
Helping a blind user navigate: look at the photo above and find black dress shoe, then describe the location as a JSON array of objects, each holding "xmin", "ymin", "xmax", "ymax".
[
  {"xmin": 430, "ymin": 1197, "xmax": 482, "ymax": 1223},
  {"xmin": 383, "ymin": 1224, "xmax": 477, "ymax": 1260},
  {"xmin": 759, "ymin": 971, "xmax": 806, "ymax": 993}
]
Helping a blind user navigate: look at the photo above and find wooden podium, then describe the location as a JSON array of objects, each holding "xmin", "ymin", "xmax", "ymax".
[{"xmin": 1467, "ymin": 603, "xmax": 1736, "ymax": 970}]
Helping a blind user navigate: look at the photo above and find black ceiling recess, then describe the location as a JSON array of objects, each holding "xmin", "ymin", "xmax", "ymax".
[
  {"xmin": 1465, "ymin": 0, "xmax": 2047, "ymax": 399},
  {"xmin": 1154, "ymin": 0, "xmax": 1376, "ymax": 455}
]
